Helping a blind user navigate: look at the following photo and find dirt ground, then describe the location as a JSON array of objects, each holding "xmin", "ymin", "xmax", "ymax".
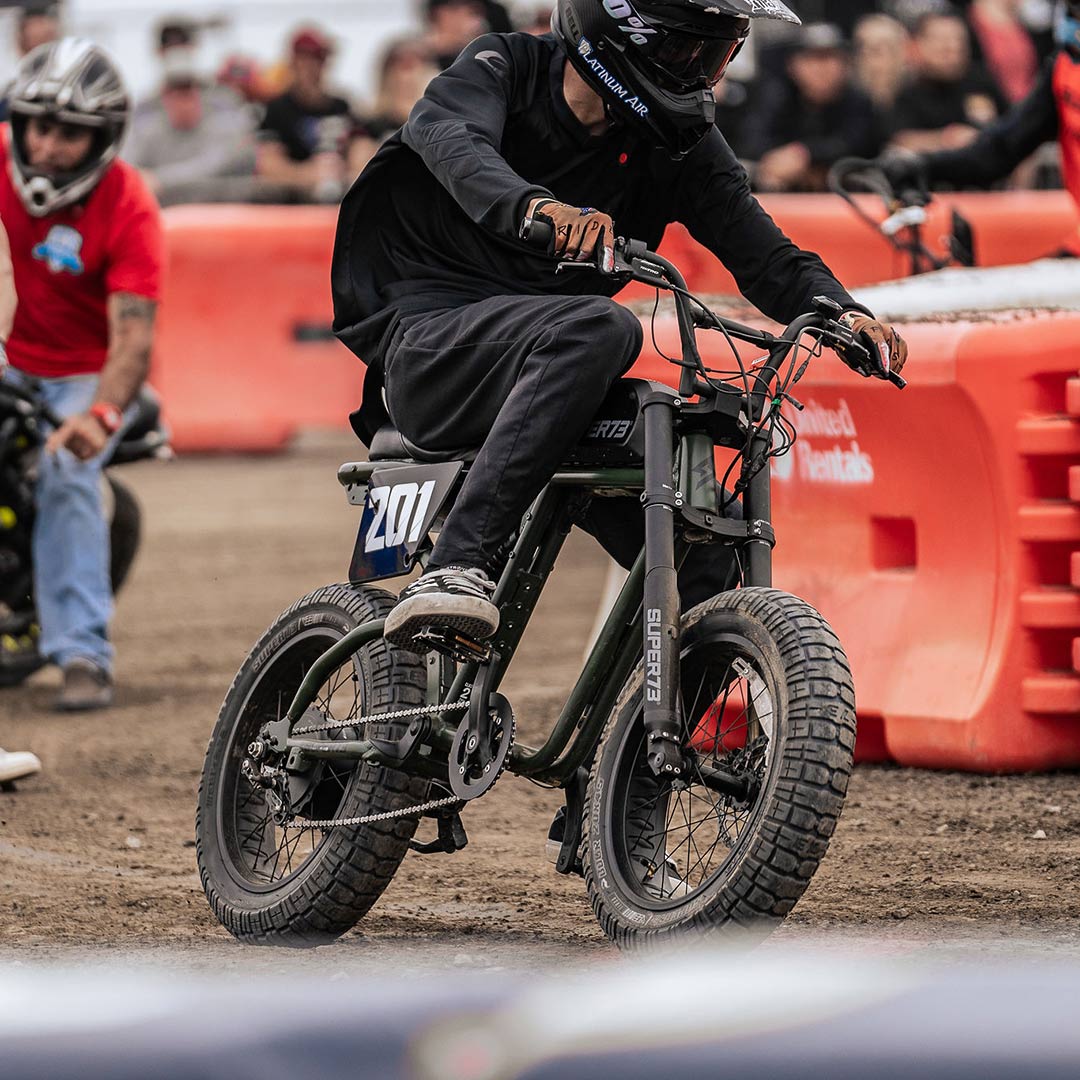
[{"xmin": 3, "ymin": 432, "xmax": 1080, "ymax": 970}]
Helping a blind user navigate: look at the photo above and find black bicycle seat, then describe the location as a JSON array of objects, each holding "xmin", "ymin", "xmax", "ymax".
[{"xmin": 368, "ymin": 424, "xmax": 479, "ymax": 463}]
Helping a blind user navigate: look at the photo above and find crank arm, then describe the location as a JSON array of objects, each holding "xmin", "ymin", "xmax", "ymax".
[{"xmin": 283, "ymin": 736, "xmax": 376, "ymax": 761}]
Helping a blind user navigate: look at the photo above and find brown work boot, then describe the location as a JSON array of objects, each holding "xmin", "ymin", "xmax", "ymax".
[{"xmin": 55, "ymin": 658, "xmax": 114, "ymax": 712}]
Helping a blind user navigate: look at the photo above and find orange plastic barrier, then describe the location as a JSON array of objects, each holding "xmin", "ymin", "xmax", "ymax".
[
  {"xmin": 153, "ymin": 192, "xmax": 1077, "ymax": 452},
  {"xmin": 627, "ymin": 191, "xmax": 1079, "ymax": 301},
  {"xmin": 635, "ymin": 310, "xmax": 1080, "ymax": 772},
  {"xmin": 155, "ymin": 205, "xmax": 358, "ymax": 452}
]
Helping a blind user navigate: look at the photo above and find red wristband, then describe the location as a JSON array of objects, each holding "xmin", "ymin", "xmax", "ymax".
[{"xmin": 89, "ymin": 401, "xmax": 123, "ymax": 435}]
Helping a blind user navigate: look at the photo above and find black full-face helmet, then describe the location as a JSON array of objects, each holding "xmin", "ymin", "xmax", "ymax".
[{"xmin": 553, "ymin": 0, "xmax": 800, "ymax": 158}]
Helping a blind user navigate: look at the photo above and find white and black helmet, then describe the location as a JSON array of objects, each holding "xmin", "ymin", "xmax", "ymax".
[
  {"xmin": 553, "ymin": 0, "xmax": 800, "ymax": 159},
  {"xmin": 7, "ymin": 38, "xmax": 130, "ymax": 217}
]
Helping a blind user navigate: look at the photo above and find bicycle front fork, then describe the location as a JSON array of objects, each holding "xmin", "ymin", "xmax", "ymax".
[{"xmin": 641, "ymin": 388, "xmax": 685, "ymax": 780}]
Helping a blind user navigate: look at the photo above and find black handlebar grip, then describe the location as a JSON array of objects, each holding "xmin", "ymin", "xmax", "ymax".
[{"xmin": 520, "ymin": 214, "xmax": 556, "ymax": 255}]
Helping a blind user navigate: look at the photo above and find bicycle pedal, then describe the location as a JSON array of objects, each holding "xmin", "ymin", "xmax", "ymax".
[
  {"xmin": 413, "ymin": 627, "xmax": 492, "ymax": 664},
  {"xmin": 409, "ymin": 811, "xmax": 469, "ymax": 855}
]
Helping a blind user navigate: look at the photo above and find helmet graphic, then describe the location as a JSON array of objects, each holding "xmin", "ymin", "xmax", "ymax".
[
  {"xmin": 7, "ymin": 38, "xmax": 130, "ymax": 217},
  {"xmin": 553, "ymin": 0, "xmax": 800, "ymax": 158}
]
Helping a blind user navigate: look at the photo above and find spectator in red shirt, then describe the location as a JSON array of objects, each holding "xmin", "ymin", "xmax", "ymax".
[{"xmin": 0, "ymin": 39, "xmax": 164, "ymax": 712}]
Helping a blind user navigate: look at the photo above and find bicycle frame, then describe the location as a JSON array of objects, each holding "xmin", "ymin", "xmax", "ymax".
[
  {"xmin": 286, "ymin": 430, "xmax": 775, "ymax": 784},
  {"xmin": 275, "ymin": 240, "xmax": 864, "ymax": 823}
]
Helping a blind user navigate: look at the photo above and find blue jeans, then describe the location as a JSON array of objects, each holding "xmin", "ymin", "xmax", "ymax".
[{"xmin": 3, "ymin": 369, "xmax": 128, "ymax": 674}]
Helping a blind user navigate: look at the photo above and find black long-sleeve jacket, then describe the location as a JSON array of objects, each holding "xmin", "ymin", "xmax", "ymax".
[{"xmin": 331, "ymin": 32, "xmax": 864, "ymax": 371}]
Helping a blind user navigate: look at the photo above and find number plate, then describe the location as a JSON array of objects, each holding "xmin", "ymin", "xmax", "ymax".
[{"xmin": 348, "ymin": 461, "xmax": 464, "ymax": 584}]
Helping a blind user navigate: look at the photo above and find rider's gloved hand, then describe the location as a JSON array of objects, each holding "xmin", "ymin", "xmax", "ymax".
[
  {"xmin": 836, "ymin": 312, "xmax": 908, "ymax": 378},
  {"xmin": 526, "ymin": 198, "xmax": 615, "ymax": 266},
  {"xmin": 876, "ymin": 150, "xmax": 930, "ymax": 205}
]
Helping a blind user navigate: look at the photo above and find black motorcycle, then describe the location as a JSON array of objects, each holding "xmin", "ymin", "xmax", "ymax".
[{"xmin": 0, "ymin": 373, "xmax": 170, "ymax": 686}]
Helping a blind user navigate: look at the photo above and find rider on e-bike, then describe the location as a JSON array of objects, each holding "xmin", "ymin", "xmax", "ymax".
[{"xmin": 331, "ymin": 0, "xmax": 908, "ymax": 653}]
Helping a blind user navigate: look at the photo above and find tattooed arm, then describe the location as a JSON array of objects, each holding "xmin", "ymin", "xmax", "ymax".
[
  {"xmin": 96, "ymin": 292, "xmax": 157, "ymax": 410},
  {"xmin": 45, "ymin": 292, "xmax": 158, "ymax": 460}
]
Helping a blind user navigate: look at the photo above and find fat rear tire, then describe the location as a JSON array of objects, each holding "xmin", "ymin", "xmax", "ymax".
[
  {"xmin": 584, "ymin": 587, "xmax": 856, "ymax": 950},
  {"xmin": 196, "ymin": 583, "xmax": 429, "ymax": 946}
]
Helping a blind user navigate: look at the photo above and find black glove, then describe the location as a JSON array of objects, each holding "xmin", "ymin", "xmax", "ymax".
[
  {"xmin": 836, "ymin": 312, "xmax": 908, "ymax": 378},
  {"xmin": 877, "ymin": 150, "xmax": 930, "ymax": 205}
]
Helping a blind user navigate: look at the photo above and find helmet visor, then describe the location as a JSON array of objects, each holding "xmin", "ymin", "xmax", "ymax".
[{"xmin": 648, "ymin": 31, "xmax": 745, "ymax": 89}]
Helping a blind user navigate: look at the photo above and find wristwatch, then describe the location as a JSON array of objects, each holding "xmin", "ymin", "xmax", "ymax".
[{"xmin": 89, "ymin": 401, "xmax": 123, "ymax": 435}]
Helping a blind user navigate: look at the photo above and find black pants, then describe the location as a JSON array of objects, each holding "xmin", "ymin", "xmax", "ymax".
[{"xmin": 384, "ymin": 293, "xmax": 737, "ymax": 607}]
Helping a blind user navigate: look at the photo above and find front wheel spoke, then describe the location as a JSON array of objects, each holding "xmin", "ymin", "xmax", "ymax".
[
  {"xmin": 683, "ymin": 822, "xmax": 727, "ymax": 884},
  {"xmin": 658, "ymin": 790, "xmax": 696, "ymax": 876},
  {"xmin": 673, "ymin": 795, "xmax": 729, "ymax": 883},
  {"xmin": 672, "ymin": 791, "xmax": 706, "ymax": 882},
  {"xmin": 681, "ymin": 665, "xmax": 714, "ymax": 737}
]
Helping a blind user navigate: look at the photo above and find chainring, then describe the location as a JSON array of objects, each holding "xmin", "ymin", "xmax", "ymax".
[{"xmin": 449, "ymin": 693, "xmax": 515, "ymax": 801}]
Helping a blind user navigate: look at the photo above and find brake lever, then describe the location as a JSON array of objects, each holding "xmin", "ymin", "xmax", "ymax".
[
  {"xmin": 555, "ymin": 237, "xmax": 633, "ymax": 277},
  {"xmin": 823, "ymin": 324, "xmax": 907, "ymax": 389}
]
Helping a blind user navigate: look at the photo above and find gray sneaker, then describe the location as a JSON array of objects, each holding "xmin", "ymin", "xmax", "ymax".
[
  {"xmin": 55, "ymin": 658, "xmax": 114, "ymax": 712},
  {"xmin": 384, "ymin": 566, "xmax": 499, "ymax": 653}
]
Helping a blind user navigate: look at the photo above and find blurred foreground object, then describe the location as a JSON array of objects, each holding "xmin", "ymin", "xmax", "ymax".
[{"xmin": 3, "ymin": 953, "xmax": 1080, "ymax": 1078}]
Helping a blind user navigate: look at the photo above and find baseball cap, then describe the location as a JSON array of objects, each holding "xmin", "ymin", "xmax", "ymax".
[
  {"xmin": 158, "ymin": 17, "xmax": 196, "ymax": 51},
  {"xmin": 291, "ymin": 27, "xmax": 335, "ymax": 61},
  {"xmin": 794, "ymin": 23, "xmax": 848, "ymax": 53}
]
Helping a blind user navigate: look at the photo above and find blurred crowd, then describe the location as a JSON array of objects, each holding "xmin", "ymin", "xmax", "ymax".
[{"xmin": 2, "ymin": 0, "xmax": 1065, "ymax": 204}]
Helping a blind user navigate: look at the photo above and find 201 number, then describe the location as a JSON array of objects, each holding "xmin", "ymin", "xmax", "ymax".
[{"xmin": 364, "ymin": 480, "xmax": 437, "ymax": 553}]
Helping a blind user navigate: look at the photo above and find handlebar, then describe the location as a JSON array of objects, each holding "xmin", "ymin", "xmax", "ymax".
[
  {"xmin": 518, "ymin": 217, "xmax": 906, "ymax": 393},
  {"xmin": 827, "ymin": 156, "xmax": 975, "ymax": 274}
]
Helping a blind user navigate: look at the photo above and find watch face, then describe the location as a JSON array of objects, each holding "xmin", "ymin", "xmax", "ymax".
[{"xmin": 91, "ymin": 403, "xmax": 122, "ymax": 433}]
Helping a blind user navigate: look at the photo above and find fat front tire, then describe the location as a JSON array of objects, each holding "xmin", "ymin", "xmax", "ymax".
[
  {"xmin": 196, "ymin": 583, "xmax": 429, "ymax": 946},
  {"xmin": 584, "ymin": 587, "xmax": 856, "ymax": 949}
]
